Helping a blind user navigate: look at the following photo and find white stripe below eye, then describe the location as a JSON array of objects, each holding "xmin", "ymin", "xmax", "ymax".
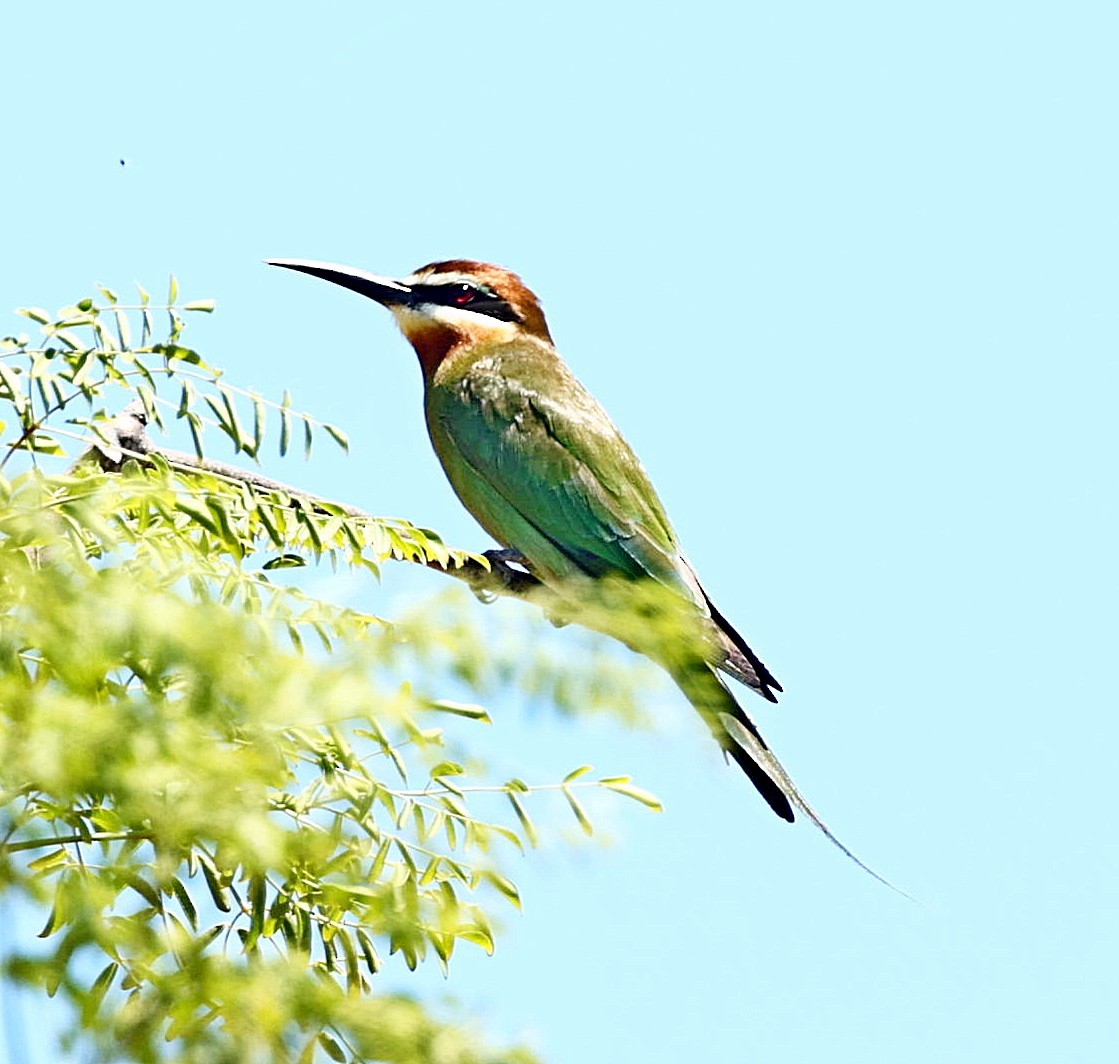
[{"xmin": 392, "ymin": 304, "xmax": 520, "ymax": 338}]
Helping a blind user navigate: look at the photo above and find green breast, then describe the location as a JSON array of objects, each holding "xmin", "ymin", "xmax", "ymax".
[{"xmin": 423, "ymin": 338, "xmax": 696, "ymax": 601}]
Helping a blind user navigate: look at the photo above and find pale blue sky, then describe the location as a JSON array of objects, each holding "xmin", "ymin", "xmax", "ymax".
[{"xmin": 3, "ymin": 1, "xmax": 1117, "ymax": 1061}]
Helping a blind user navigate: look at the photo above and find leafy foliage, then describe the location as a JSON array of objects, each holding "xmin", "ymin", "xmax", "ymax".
[{"xmin": 0, "ymin": 282, "xmax": 662, "ymax": 1062}]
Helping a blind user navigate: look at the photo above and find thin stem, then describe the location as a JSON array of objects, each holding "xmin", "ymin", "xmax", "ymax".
[
  {"xmin": 4, "ymin": 831, "xmax": 150, "ymax": 853},
  {"xmin": 397, "ymin": 779, "xmax": 604, "ymax": 798}
]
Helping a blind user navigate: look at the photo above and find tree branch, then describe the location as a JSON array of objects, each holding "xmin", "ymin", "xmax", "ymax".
[{"xmin": 86, "ymin": 402, "xmax": 545, "ymax": 601}]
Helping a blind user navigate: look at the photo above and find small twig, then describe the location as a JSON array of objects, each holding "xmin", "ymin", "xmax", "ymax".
[{"xmin": 4, "ymin": 831, "xmax": 150, "ymax": 853}]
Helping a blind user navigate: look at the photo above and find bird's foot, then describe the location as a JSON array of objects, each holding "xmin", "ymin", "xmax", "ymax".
[
  {"xmin": 467, "ymin": 548, "xmax": 542, "ymax": 603},
  {"xmin": 483, "ymin": 548, "xmax": 530, "ymax": 571}
]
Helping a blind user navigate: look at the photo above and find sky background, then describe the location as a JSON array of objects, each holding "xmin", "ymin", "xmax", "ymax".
[{"xmin": 2, "ymin": 1, "xmax": 1117, "ymax": 1061}]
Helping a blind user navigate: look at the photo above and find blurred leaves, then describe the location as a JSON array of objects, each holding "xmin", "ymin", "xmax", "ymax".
[{"xmin": 0, "ymin": 280, "xmax": 663, "ymax": 1063}]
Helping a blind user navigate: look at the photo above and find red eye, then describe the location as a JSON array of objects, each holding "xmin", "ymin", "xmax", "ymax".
[{"xmin": 452, "ymin": 284, "xmax": 476, "ymax": 306}]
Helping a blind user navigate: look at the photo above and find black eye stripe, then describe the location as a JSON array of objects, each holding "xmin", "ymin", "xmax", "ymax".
[
  {"xmin": 411, "ymin": 282, "xmax": 521, "ymax": 323},
  {"xmin": 414, "ymin": 281, "xmax": 494, "ymax": 302}
]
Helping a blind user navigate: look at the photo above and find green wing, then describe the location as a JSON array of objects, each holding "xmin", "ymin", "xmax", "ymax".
[{"xmin": 425, "ymin": 343, "xmax": 698, "ymax": 601}]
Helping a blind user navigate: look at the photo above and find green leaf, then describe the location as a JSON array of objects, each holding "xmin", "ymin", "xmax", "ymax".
[
  {"xmin": 80, "ymin": 962, "xmax": 118, "ymax": 1024},
  {"xmin": 419, "ymin": 856, "xmax": 440, "ymax": 886},
  {"xmin": 323, "ymin": 423, "xmax": 349, "ymax": 453},
  {"xmin": 218, "ymin": 385, "xmax": 244, "ymax": 451},
  {"xmin": 602, "ymin": 779, "xmax": 663, "ymax": 810},
  {"xmin": 185, "ymin": 411, "xmax": 205, "ymax": 457},
  {"xmin": 506, "ymin": 791, "xmax": 538, "ymax": 849},
  {"xmin": 126, "ymin": 873, "xmax": 161, "ymax": 908},
  {"xmin": 245, "ymin": 873, "xmax": 266, "ymax": 948},
  {"xmin": 563, "ymin": 764, "xmax": 593, "ymax": 783},
  {"xmin": 176, "ymin": 500, "xmax": 221, "ymax": 536},
  {"xmin": 170, "ymin": 878, "xmax": 198, "ymax": 930},
  {"xmin": 198, "ymin": 852, "xmax": 232, "ymax": 913},
  {"xmin": 355, "ymin": 928, "xmax": 381, "ymax": 975},
  {"xmin": 295, "ymin": 507, "xmax": 323, "ymax": 555},
  {"xmin": 251, "ymin": 394, "xmax": 265, "ymax": 455},
  {"xmin": 0, "ymin": 362, "xmax": 25, "ymax": 403},
  {"xmin": 430, "ymin": 760, "xmax": 464, "ymax": 779},
  {"xmin": 19, "ymin": 433, "xmax": 66, "ymax": 456},
  {"xmin": 53, "ymin": 328, "xmax": 83, "ymax": 349},
  {"xmin": 27, "ymin": 848, "xmax": 71, "ymax": 874},
  {"xmin": 562, "ymin": 786, "xmax": 594, "ymax": 836},
  {"xmin": 168, "ymin": 274, "xmax": 179, "ymax": 303},
  {"xmin": 425, "ymin": 699, "xmax": 491, "ymax": 722},
  {"xmin": 177, "ymin": 379, "xmax": 193, "ymax": 417},
  {"xmin": 279, "ymin": 391, "xmax": 292, "ymax": 456},
  {"xmin": 182, "ymin": 298, "xmax": 216, "ymax": 312},
  {"xmin": 337, "ymin": 926, "xmax": 362, "ymax": 991},
  {"xmin": 459, "ymin": 922, "xmax": 495, "ymax": 955},
  {"xmin": 482, "ymin": 870, "xmax": 521, "ymax": 910},
  {"xmin": 369, "ymin": 839, "xmax": 391, "ymax": 882},
  {"xmin": 488, "ymin": 823, "xmax": 525, "ymax": 853},
  {"xmin": 37, "ymin": 895, "xmax": 69, "ymax": 939},
  {"xmin": 263, "ymin": 553, "xmax": 306, "ymax": 570},
  {"xmin": 318, "ymin": 1031, "xmax": 347, "ymax": 1062},
  {"xmin": 154, "ymin": 343, "xmax": 202, "ymax": 364},
  {"xmin": 255, "ymin": 499, "xmax": 284, "ymax": 546}
]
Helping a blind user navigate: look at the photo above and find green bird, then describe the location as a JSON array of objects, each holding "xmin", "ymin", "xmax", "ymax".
[{"xmin": 268, "ymin": 257, "xmax": 880, "ymax": 874}]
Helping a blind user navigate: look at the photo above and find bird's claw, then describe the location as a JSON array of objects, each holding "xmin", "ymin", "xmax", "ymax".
[{"xmin": 484, "ymin": 548, "xmax": 529, "ymax": 570}]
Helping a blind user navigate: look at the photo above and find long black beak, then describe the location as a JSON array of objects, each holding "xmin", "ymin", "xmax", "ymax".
[{"xmin": 265, "ymin": 259, "xmax": 413, "ymax": 306}]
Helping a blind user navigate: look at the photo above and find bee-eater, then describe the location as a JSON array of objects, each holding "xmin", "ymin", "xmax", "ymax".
[{"xmin": 268, "ymin": 257, "xmax": 876, "ymax": 871}]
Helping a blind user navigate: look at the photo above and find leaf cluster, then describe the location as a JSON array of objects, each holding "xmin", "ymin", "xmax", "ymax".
[
  {"xmin": 0, "ymin": 283, "xmax": 662, "ymax": 1063},
  {"xmin": 1, "ymin": 278, "xmax": 345, "ymax": 467}
]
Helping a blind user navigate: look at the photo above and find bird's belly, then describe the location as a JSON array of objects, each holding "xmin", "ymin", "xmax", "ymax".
[{"xmin": 425, "ymin": 414, "xmax": 580, "ymax": 582}]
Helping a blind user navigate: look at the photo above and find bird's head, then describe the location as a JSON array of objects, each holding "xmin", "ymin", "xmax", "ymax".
[{"xmin": 266, "ymin": 258, "xmax": 553, "ymax": 375}]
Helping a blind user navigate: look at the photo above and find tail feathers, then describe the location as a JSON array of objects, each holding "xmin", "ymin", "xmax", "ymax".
[
  {"xmin": 671, "ymin": 660, "xmax": 795, "ymax": 820},
  {"xmin": 723, "ymin": 733, "xmax": 794, "ymax": 822},
  {"xmin": 721, "ymin": 646, "xmax": 781, "ymax": 702},
  {"xmin": 698, "ymin": 589, "xmax": 783, "ymax": 702},
  {"xmin": 716, "ymin": 712, "xmax": 902, "ymax": 893},
  {"xmin": 675, "ymin": 661, "xmax": 904, "ymax": 893}
]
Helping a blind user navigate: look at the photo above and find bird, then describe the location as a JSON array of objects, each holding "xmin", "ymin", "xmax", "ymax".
[{"xmin": 267, "ymin": 256, "xmax": 884, "ymax": 878}]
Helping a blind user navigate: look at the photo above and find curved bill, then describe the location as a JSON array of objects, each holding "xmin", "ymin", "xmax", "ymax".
[{"xmin": 265, "ymin": 258, "xmax": 413, "ymax": 306}]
